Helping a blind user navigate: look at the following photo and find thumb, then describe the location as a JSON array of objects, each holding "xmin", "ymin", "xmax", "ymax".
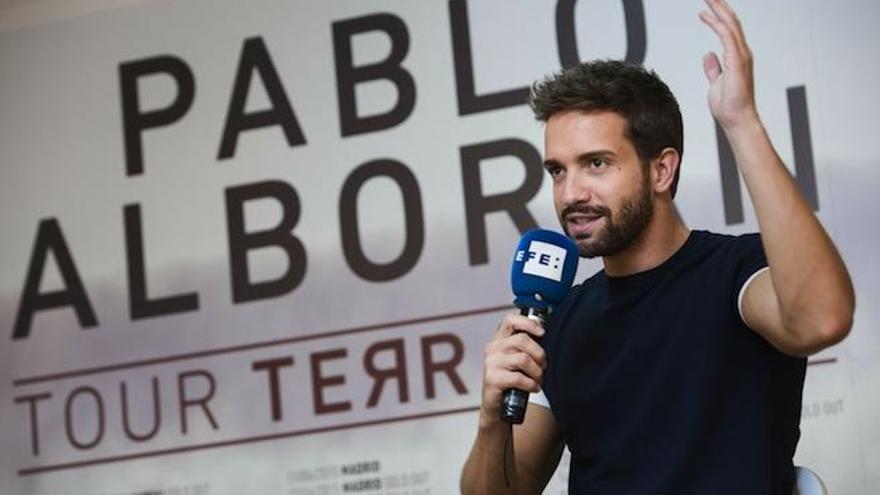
[{"xmin": 703, "ymin": 52, "xmax": 722, "ymax": 83}]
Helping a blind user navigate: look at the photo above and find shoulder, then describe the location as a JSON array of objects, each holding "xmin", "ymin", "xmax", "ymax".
[
  {"xmin": 692, "ymin": 229, "xmax": 759, "ymax": 247},
  {"xmin": 700, "ymin": 229, "xmax": 761, "ymax": 246},
  {"xmin": 697, "ymin": 230, "xmax": 769, "ymax": 313},
  {"xmin": 691, "ymin": 230, "xmax": 764, "ymax": 262},
  {"xmin": 675, "ymin": 231, "xmax": 767, "ymax": 303}
]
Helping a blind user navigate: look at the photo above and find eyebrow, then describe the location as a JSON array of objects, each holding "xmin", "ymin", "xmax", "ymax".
[{"xmin": 543, "ymin": 149, "xmax": 618, "ymax": 168}]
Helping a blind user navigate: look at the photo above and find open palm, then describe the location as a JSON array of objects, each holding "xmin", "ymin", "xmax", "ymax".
[{"xmin": 699, "ymin": 0, "xmax": 759, "ymax": 131}]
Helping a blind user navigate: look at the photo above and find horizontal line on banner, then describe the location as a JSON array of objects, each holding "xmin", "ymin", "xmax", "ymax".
[
  {"xmin": 17, "ymin": 405, "xmax": 481, "ymax": 476},
  {"xmin": 12, "ymin": 304, "xmax": 512, "ymax": 387}
]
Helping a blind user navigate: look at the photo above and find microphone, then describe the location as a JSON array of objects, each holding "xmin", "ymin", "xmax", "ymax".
[{"xmin": 501, "ymin": 228, "xmax": 579, "ymax": 424}]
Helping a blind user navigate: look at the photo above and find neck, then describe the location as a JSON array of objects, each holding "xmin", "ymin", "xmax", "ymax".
[{"xmin": 602, "ymin": 200, "xmax": 690, "ymax": 277}]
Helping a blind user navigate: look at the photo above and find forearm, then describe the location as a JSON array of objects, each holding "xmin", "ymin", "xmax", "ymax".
[
  {"xmin": 725, "ymin": 118, "xmax": 855, "ymax": 342},
  {"xmin": 461, "ymin": 414, "xmax": 521, "ymax": 495}
]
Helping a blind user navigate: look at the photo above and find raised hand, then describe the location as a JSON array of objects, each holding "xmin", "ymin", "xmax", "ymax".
[{"xmin": 699, "ymin": 0, "xmax": 759, "ymax": 131}]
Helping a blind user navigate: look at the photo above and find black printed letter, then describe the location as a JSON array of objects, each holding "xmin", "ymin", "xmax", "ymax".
[
  {"xmin": 13, "ymin": 219, "xmax": 97, "ymax": 340},
  {"xmin": 226, "ymin": 181, "xmax": 307, "ymax": 303},
  {"xmin": 217, "ymin": 37, "xmax": 306, "ymax": 160},
  {"xmin": 333, "ymin": 13, "xmax": 416, "ymax": 136},
  {"xmin": 460, "ymin": 139, "xmax": 543, "ymax": 265},
  {"xmin": 119, "ymin": 55, "xmax": 195, "ymax": 176}
]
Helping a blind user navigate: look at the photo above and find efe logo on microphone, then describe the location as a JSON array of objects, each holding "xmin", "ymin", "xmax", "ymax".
[{"xmin": 516, "ymin": 240, "xmax": 567, "ymax": 282}]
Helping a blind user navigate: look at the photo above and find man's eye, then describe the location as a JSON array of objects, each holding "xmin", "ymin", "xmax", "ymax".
[
  {"xmin": 546, "ymin": 166, "xmax": 562, "ymax": 177},
  {"xmin": 590, "ymin": 158, "xmax": 607, "ymax": 168}
]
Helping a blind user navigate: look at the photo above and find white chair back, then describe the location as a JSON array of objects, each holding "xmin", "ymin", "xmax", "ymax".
[{"xmin": 793, "ymin": 466, "xmax": 828, "ymax": 495}]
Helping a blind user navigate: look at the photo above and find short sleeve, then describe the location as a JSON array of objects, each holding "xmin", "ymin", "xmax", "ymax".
[
  {"xmin": 529, "ymin": 390, "xmax": 551, "ymax": 409},
  {"xmin": 732, "ymin": 233, "xmax": 769, "ymax": 324}
]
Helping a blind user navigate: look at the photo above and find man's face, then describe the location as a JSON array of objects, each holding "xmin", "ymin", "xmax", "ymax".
[{"xmin": 543, "ymin": 110, "xmax": 654, "ymax": 258}]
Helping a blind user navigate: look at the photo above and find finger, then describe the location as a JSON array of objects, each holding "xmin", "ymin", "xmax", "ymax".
[
  {"xmin": 508, "ymin": 332, "xmax": 548, "ymax": 369},
  {"xmin": 486, "ymin": 332, "xmax": 548, "ymax": 375},
  {"xmin": 512, "ymin": 375, "xmax": 541, "ymax": 394},
  {"xmin": 702, "ymin": 51, "xmax": 722, "ymax": 83},
  {"xmin": 698, "ymin": 9, "xmax": 743, "ymax": 68},
  {"xmin": 498, "ymin": 372, "xmax": 541, "ymax": 394},
  {"xmin": 486, "ymin": 339, "xmax": 544, "ymax": 379},
  {"xmin": 484, "ymin": 356, "xmax": 543, "ymax": 392},
  {"xmin": 705, "ymin": 0, "xmax": 739, "ymax": 32},
  {"xmin": 704, "ymin": 0, "xmax": 750, "ymax": 56},
  {"xmin": 503, "ymin": 352, "xmax": 544, "ymax": 383},
  {"xmin": 495, "ymin": 312, "xmax": 545, "ymax": 339}
]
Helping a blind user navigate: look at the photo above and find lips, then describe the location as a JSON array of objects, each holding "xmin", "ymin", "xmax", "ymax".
[{"xmin": 565, "ymin": 213, "xmax": 604, "ymax": 238}]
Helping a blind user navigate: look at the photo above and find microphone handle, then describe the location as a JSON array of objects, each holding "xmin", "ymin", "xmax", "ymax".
[{"xmin": 500, "ymin": 307, "xmax": 547, "ymax": 424}]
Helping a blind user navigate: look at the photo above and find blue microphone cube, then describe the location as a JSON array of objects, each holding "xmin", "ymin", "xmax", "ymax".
[{"xmin": 510, "ymin": 229, "xmax": 579, "ymax": 311}]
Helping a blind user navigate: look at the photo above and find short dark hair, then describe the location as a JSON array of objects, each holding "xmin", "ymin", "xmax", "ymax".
[{"xmin": 529, "ymin": 60, "xmax": 684, "ymax": 198}]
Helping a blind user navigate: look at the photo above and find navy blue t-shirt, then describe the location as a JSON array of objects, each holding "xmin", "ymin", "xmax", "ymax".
[{"xmin": 540, "ymin": 230, "xmax": 806, "ymax": 494}]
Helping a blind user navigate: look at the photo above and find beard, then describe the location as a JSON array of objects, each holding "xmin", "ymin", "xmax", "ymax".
[{"xmin": 561, "ymin": 174, "xmax": 654, "ymax": 258}]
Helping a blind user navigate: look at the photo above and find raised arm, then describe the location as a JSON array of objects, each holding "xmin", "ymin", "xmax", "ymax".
[
  {"xmin": 699, "ymin": 0, "xmax": 854, "ymax": 356},
  {"xmin": 460, "ymin": 313, "xmax": 564, "ymax": 495}
]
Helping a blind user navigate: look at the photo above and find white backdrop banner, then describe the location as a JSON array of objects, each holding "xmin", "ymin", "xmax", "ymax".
[{"xmin": 1, "ymin": 1, "xmax": 878, "ymax": 494}]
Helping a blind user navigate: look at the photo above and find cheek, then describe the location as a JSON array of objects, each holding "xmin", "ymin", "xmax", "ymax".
[
  {"xmin": 611, "ymin": 170, "xmax": 644, "ymax": 199},
  {"xmin": 589, "ymin": 180, "xmax": 616, "ymax": 206}
]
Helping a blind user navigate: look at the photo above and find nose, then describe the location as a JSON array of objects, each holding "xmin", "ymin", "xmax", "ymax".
[{"xmin": 557, "ymin": 170, "xmax": 592, "ymax": 209}]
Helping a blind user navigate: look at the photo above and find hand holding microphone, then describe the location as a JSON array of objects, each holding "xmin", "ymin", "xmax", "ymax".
[{"xmin": 480, "ymin": 229, "xmax": 578, "ymax": 426}]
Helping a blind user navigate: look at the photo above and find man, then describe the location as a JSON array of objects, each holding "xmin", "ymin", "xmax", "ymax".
[{"xmin": 460, "ymin": 0, "xmax": 855, "ymax": 493}]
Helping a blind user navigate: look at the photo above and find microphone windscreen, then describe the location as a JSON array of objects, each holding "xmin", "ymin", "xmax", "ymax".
[{"xmin": 510, "ymin": 229, "xmax": 579, "ymax": 311}]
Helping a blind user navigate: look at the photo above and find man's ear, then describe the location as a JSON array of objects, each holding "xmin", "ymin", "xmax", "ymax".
[{"xmin": 651, "ymin": 147, "xmax": 681, "ymax": 196}]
